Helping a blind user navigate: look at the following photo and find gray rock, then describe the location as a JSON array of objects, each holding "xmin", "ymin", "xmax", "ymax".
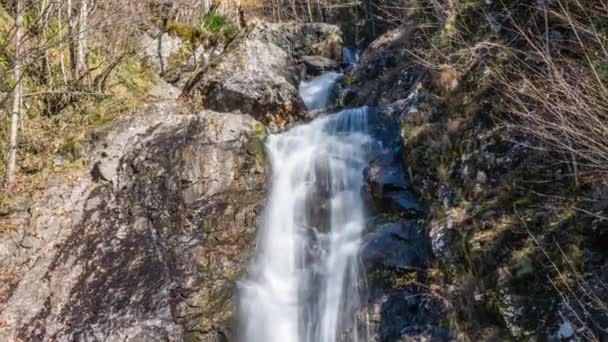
[
  {"xmin": 193, "ymin": 39, "xmax": 304, "ymax": 125},
  {"xmin": 366, "ymin": 288, "xmax": 450, "ymax": 342},
  {"xmin": 0, "ymin": 103, "xmax": 266, "ymax": 342},
  {"xmin": 363, "ymin": 153, "xmax": 424, "ymax": 218},
  {"xmin": 181, "ymin": 22, "xmax": 343, "ymax": 127},
  {"xmin": 300, "ymin": 55, "xmax": 339, "ymax": 75},
  {"xmin": 142, "ymin": 31, "xmax": 183, "ymax": 73},
  {"xmin": 251, "ymin": 22, "xmax": 342, "ymax": 61},
  {"xmin": 362, "ymin": 221, "xmax": 433, "ymax": 272}
]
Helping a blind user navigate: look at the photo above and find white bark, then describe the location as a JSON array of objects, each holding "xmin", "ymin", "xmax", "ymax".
[
  {"xmin": 76, "ymin": 0, "xmax": 89, "ymax": 77},
  {"xmin": 306, "ymin": 0, "xmax": 314, "ymax": 22},
  {"xmin": 58, "ymin": 2, "xmax": 69, "ymax": 85},
  {"xmin": 5, "ymin": 0, "xmax": 23, "ymax": 191}
]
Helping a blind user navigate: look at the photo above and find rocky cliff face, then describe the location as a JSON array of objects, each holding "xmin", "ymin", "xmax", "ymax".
[
  {"xmin": 0, "ymin": 103, "xmax": 266, "ymax": 341},
  {"xmin": 359, "ymin": 107, "xmax": 450, "ymax": 341},
  {"xmin": 343, "ymin": 21, "xmax": 608, "ymax": 341},
  {"xmin": 0, "ymin": 20, "xmax": 346, "ymax": 342},
  {"xmin": 6, "ymin": 14, "xmax": 599, "ymax": 342}
]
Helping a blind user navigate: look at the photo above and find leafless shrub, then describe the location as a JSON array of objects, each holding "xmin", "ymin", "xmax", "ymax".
[{"xmin": 493, "ymin": 0, "xmax": 608, "ymax": 185}]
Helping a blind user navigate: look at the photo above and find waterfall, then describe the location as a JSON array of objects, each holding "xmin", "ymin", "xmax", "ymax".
[
  {"xmin": 342, "ymin": 47, "xmax": 360, "ymax": 65},
  {"xmin": 239, "ymin": 73, "xmax": 373, "ymax": 342},
  {"xmin": 298, "ymin": 72, "xmax": 342, "ymax": 111}
]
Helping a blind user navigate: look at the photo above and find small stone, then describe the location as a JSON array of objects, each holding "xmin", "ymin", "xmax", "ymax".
[
  {"xmin": 53, "ymin": 158, "xmax": 64, "ymax": 167},
  {"xmin": 557, "ymin": 321, "xmax": 574, "ymax": 339},
  {"xmin": 476, "ymin": 170, "xmax": 488, "ymax": 184}
]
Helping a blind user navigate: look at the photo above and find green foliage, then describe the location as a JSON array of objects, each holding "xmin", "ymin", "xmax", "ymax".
[
  {"xmin": 343, "ymin": 73, "xmax": 358, "ymax": 85},
  {"xmin": 166, "ymin": 10, "xmax": 238, "ymax": 53},
  {"xmin": 114, "ymin": 56, "xmax": 156, "ymax": 94},
  {"xmin": 201, "ymin": 10, "xmax": 228, "ymax": 33},
  {"xmin": 592, "ymin": 59, "xmax": 608, "ymax": 83},
  {"xmin": 167, "ymin": 20, "xmax": 205, "ymax": 48},
  {"xmin": 201, "ymin": 10, "xmax": 239, "ymax": 43},
  {"xmin": 0, "ymin": 4, "xmax": 12, "ymax": 33}
]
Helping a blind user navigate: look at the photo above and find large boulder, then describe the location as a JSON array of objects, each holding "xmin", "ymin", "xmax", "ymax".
[
  {"xmin": 362, "ymin": 221, "xmax": 433, "ymax": 272},
  {"xmin": 363, "ymin": 111, "xmax": 424, "ymax": 218},
  {"xmin": 181, "ymin": 22, "xmax": 342, "ymax": 127},
  {"xmin": 251, "ymin": 22, "xmax": 342, "ymax": 61},
  {"xmin": 339, "ymin": 24, "xmax": 425, "ymax": 107},
  {"xmin": 367, "ymin": 288, "xmax": 450, "ymax": 342},
  {"xmin": 0, "ymin": 103, "xmax": 266, "ymax": 342},
  {"xmin": 363, "ymin": 152, "xmax": 424, "ymax": 217}
]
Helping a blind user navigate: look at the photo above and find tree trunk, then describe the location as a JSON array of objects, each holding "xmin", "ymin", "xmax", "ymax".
[
  {"xmin": 58, "ymin": 2, "xmax": 69, "ymax": 85},
  {"xmin": 315, "ymin": 0, "xmax": 324, "ymax": 22},
  {"xmin": 76, "ymin": 0, "xmax": 89, "ymax": 78},
  {"xmin": 67, "ymin": 0, "xmax": 76, "ymax": 77},
  {"xmin": 5, "ymin": 0, "xmax": 23, "ymax": 192},
  {"xmin": 291, "ymin": 0, "xmax": 298, "ymax": 21},
  {"xmin": 157, "ymin": 32, "xmax": 165, "ymax": 75},
  {"xmin": 306, "ymin": 0, "xmax": 314, "ymax": 22},
  {"xmin": 41, "ymin": 0, "xmax": 54, "ymax": 88}
]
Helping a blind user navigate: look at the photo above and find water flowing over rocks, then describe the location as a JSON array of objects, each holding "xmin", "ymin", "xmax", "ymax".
[
  {"xmin": 360, "ymin": 128, "xmax": 450, "ymax": 341},
  {"xmin": 0, "ymin": 19, "xmax": 457, "ymax": 342}
]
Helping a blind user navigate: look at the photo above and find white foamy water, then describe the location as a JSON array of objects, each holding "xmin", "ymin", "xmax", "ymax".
[
  {"xmin": 238, "ymin": 75, "xmax": 373, "ymax": 341},
  {"xmin": 298, "ymin": 72, "xmax": 342, "ymax": 111},
  {"xmin": 342, "ymin": 47, "xmax": 360, "ymax": 65}
]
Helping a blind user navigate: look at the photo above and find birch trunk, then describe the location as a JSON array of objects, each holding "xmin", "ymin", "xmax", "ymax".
[
  {"xmin": 306, "ymin": 0, "xmax": 314, "ymax": 22},
  {"xmin": 76, "ymin": 0, "xmax": 89, "ymax": 78},
  {"xmin": 5, "ymin": 0, "xmax": 23, "ymax": 192},
  {"xmin": 58, "ymin": 2, "xmax": 69, "ymax": 85}
]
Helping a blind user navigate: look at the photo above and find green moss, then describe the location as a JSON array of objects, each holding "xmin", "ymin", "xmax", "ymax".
[
  {"xmin": 114, "ymin": 56, "xmax": 156, "ymax": 94},
  {"xmin": 167, "ymin": 20, "xmax": 206, "ymax": 47},
  {"xmin": 344, "ymin": 73, "xmax": 358, "ymax": 86},
  {"xmin": 367, "ymin": 268, "xmax": 418, "ymax": 289},
  {"xmin": 201, "ymin": 10, "xmax": 238, "ymax": 42},
  {"xmin": 0, "ymin": 4, "xmax": 13, "ymax": 33}
]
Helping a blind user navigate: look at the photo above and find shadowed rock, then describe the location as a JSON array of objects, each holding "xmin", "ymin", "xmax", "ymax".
[
  {"xmin": 362, "ymin": 221, "xmax": 433, "ymax": 272},
  {"xmin": 363, "ymin": 152, "xmax": 424, "ymax": 218},
  {"xmin": 0, "ymin": 103, "xmax": 266, "ymax": 342}
]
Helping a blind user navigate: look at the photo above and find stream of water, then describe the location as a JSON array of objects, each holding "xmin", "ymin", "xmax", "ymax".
[{"xmin": 239, "ymin": 65, "xmax": 372, "ymax": 342}]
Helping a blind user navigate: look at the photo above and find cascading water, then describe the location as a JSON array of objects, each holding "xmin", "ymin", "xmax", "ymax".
[
  {"xmin": 298, "ymin": 72, "xmax": 342, "ymax": 111},
  {"xmin": 342, "ymin": 47, "xmax": 360, "ymax": 65},
  {"xmin": 239, "ymin": 73, "xmax": 373, "ymax": 342}
]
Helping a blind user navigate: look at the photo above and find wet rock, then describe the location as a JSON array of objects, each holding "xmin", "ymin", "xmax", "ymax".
[
  {"xmin": 342, "ymin": 25, "xmax": 425, "ymax": 107},
  {"xmin": 436, "ymin": 185, "xmax": 458, "ymax": 209},
  {"xmin": 362, "ymin": 221, "xmax": 433, "ymax": 272},
  {"xmin": 381, "ymin": 94, "xmax": 420, "ymax": 120},
  {"xmin": 300, "ymin": 55, "xmax": 339, "ymax": 75},
  {"xmin": 0, "ymin": 103, "xmax": 266, "ymax": 342},
  {"xmin": 429, "ymin": 219, "xmax": 460, "ymax": 274},
  {"xmin": 363, "ymin": 112, "xmax": 424, "ymax": 217},
  {"xmin": 366, "ymin": 288, "xmax": 450, "ymax": 342},
  {"xmin": 363, "ymin": 153, "xmax": 424, "ymax": 217},
  {"xmin": 367, "ymin": 109, "xmax": 402, "ymax": 149}
]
